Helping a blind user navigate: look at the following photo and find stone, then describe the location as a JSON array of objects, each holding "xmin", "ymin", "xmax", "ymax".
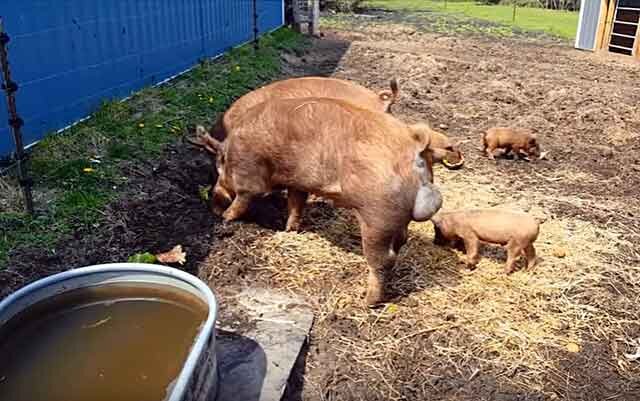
[
  {"xmin": 553, "ymin": 247, "xmax": 567, "ymax": 258},
  {"xmin": 214, "ymin": 287, "xmax": 314, "ymax": 401}
]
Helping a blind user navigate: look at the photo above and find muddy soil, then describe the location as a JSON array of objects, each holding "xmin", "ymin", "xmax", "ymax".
[{"xmin": 3, "ymin": 11, "xmax": 640, "ymax": 401}]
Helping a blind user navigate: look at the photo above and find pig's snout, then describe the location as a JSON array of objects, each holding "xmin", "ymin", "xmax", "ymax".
[
  {"xmin": 413, "ymin": 184, "xmax": 442, "ymax": 222},
  {"xmin": 531, "ymin": 145, "xmax": 541, "ymax": 158}
]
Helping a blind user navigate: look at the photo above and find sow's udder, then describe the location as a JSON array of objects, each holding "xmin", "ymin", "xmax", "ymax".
[{"xmin": 413, "ymin": 184, "xmax": 442, "ymax": 221}]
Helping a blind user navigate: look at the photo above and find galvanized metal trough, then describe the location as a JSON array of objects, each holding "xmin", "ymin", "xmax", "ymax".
[{"xmin": 0, "ymin": 263, "xmax": 218, "ymax": 401}]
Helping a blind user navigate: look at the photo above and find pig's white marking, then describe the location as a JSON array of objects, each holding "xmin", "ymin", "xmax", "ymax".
[
  {"xmin": 412, "ymin": 150, "xmax": 442, "ymax": 221},
  {"xmin": 413, "ymin": 185, "xmax": 442, "ymax": 222}
]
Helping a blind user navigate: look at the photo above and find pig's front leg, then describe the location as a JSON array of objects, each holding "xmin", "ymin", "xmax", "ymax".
[
  {"xmin": 210, "ymin": 181, "xmax": 234, "ymax": 217},
  {"xmin": 222, "ymin": 192, "xmax": 252, "ymax": 222},
  {"xmin": 515, "ymin": 147, "xmax": 532, "ymax": 162},
  {"xmin": 462, "ymin": 234, "xmax": 481, "ymax": 270},
  {"xmin": 485, "ymin": 145, "xmax": 497, "ymax": 160},
  {"xmin": 285, "ymin": 189, "xmax": 309, "ymax": 232}
]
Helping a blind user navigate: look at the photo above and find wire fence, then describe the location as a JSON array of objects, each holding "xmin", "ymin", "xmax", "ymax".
[
  {"xmin": 0, "ymin": 0, "xmax": 285, "ymax": 160},
  {"xmin": 0, "ymin": 0, "xmax": 285, "ymax": 214}
]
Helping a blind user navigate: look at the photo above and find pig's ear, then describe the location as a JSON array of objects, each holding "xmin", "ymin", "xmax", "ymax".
[
  {"xmin": 187, "ymin": 125, "xmax": 223, "ymax": 155},
  {"xmin": 408, "ymin": 123, "xmax": 431, "ymax": 146}
]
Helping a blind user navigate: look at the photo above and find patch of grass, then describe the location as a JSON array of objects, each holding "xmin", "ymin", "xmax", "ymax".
[
  {"xmin": 365, "ymin": 0, "xmax": 578, "ymax": 39},
  {"xmin": 0, "ymin": 27, "xmax": 307, "ymax": 267}
]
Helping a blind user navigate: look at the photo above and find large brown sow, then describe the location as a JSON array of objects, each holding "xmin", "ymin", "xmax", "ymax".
[{"xmin": 201, "ymin": 97, "xmax": 442, "ymax": 306}]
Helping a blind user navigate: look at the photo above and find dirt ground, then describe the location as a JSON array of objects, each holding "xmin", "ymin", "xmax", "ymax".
[{"xmin": 3, "ymin": 10, "xmax": 640, "ymax": 401}]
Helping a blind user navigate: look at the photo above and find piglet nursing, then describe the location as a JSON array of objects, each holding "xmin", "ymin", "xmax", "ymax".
[{"xmin": 431, "ymin": 209, "xmax": 540, "ymax": 274}]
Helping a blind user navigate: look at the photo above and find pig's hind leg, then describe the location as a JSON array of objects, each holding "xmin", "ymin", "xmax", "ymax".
[
  {"xmin": 504, "ymin": 239, "xmax": 524, "ymax": 274},
  {"xmin": 360, "ymin": 222, "xmax": 397, "ymax": 306},
  {"xmin": 524, "ymin": 243, "xmax": 537, "ymax": 269}
]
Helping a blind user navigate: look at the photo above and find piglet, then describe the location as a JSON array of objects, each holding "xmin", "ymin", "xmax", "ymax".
[
  {"xmin": 483, "ymin": 127, "xmax": 540, "ymax": 161},
  {"xmin": 431, "ymin": 209, "xmax": 540, "ymax": 274}
]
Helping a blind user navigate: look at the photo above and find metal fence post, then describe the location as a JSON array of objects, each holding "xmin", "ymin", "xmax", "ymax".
[
  {"xmin": 253, "ymin": 0, "xmax": 259, "ymax": 50},
  {"xmin": 292, "ymin": 0, "xmax": 303, "ymax": 32},
  {"xmin": 0, "ymin": 18, "xmax": 34, "ymax": 215},
  {"xmin": 309, "ymin": 0, "xmax": 320, "ymax": 36}
]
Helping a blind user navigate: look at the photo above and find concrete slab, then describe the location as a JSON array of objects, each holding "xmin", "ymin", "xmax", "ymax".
[{"xmin": 214, "ymin": 287, "xmax": 314, "ymax": 401}]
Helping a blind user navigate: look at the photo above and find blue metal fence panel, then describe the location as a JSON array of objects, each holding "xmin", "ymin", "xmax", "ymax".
[{"xmin": 0, "ymin": 0, "xmax": 284, "ymax": 157}]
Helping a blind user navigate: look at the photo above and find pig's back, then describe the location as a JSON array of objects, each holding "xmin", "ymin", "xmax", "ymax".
[
  {"xmin": 465, "ymin": 209, "xmax": 539, "ymax": 244},
  {"xmin": 225, "ymin": 77, "xmax": 384, "ymax": 131},
  {"xmin": 231, "ymin": 97, "xmax": 421, "ymax": 203}
]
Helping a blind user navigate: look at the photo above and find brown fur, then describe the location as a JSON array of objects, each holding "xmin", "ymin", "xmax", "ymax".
[
  {"xmin": 431, "ymin": 209, "xmax": 540, "ymax": 274},
  {"xmin": 205, "ymin": 97, "xmax": 442, "ymax": 305},
  {"xmin": 409, "ymin": 124, "xmax": 464, "ymax": 165},
  {"xmin": 208, "ymin": 76, "xmax": 399, "ymax": 141},
  {"xmin": 482, "ymin": 127, "xmax": 540, "ymax": 160}
]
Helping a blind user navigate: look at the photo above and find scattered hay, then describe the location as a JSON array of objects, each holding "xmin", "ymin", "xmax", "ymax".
[
  {"xmin": 205, "ymin": 172, "xmax": 638, "ymax": 398},
  {"xmin": 0, "ymin": 175, "xmax": 23, "ymax": 213},
  {"xmin": 605, "ymin": 125, "xmax": 639, "ymax": 146}
]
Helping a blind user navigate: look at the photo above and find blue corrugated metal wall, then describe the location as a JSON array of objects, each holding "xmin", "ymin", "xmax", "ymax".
[{"xmin": 0, "ymin": 0, "xmax": 284, "ymax": 157}]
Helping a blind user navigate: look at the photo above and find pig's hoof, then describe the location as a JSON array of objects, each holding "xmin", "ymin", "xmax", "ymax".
[
  {"xmin": 365, "ymin": 292, "xmax": 385, "ymax": 307},
  {"xmin": 211, "ymin": 205, "xmax": 226, "ymax": 217},
  {"xmin": 285, "ymin": 221, "xmax": 301, "ymax": 232},
  {"xmin": 222, "ymin": 210, "xmax": 237, "ymax": 222}
]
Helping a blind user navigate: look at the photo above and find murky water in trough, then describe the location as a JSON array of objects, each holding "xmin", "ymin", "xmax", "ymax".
[{"xmin": 0, "ymin": 284, "xmax": 208, "ymax": 401}]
